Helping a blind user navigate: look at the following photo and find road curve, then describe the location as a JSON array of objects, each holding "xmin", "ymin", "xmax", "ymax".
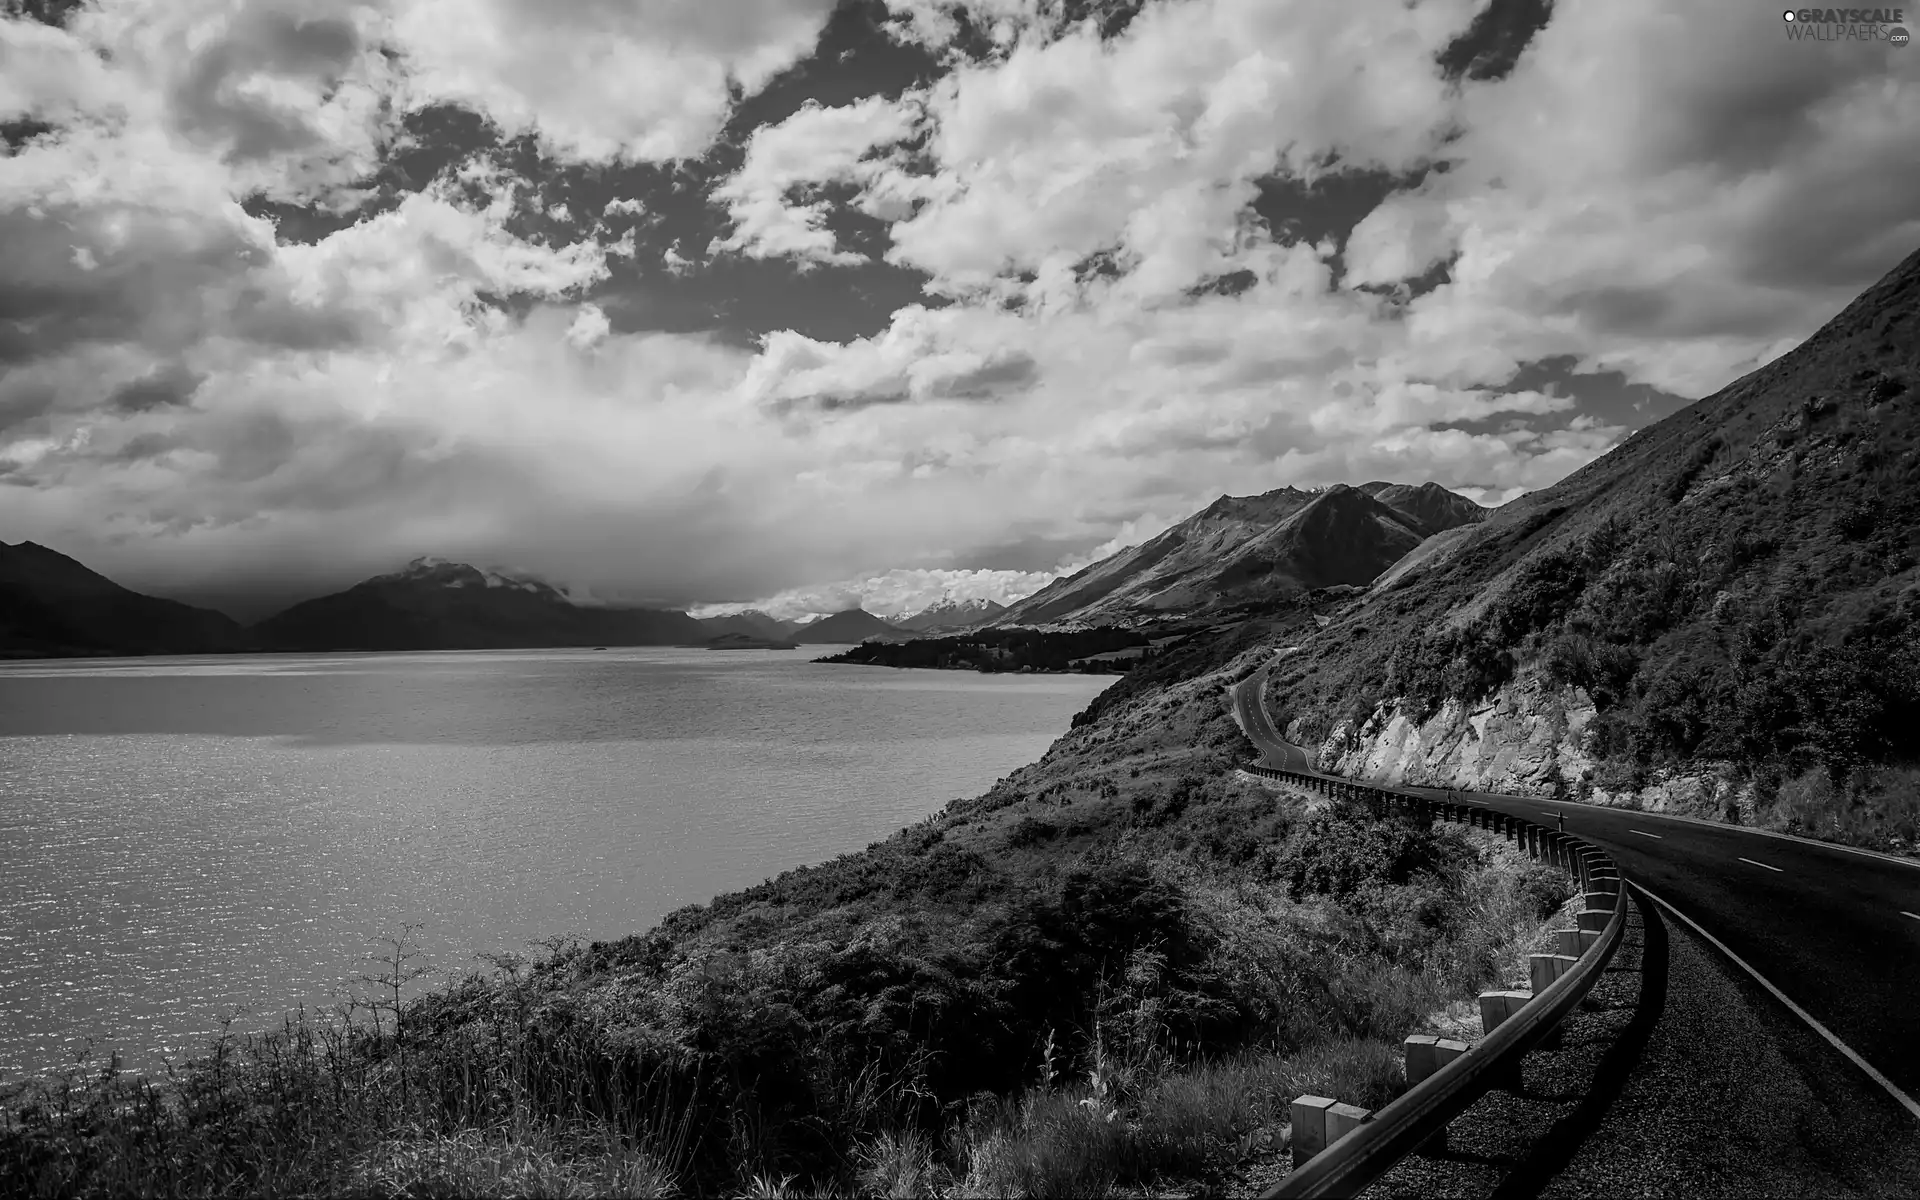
[
  {"xmin": 1240, "ymin": 670, "xmax": 1920, "ymax": 1114},
  {"xmin": 1230, "ymin": 662, "xmax": 1313, "ymax": 772}
]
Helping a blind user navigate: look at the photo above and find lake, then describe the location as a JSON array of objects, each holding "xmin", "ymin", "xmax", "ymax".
[{"xmin": 0, "ymin": 648, "xmax": 1112, "ymax": 1082}]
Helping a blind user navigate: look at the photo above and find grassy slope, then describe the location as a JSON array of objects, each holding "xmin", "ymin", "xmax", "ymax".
[
  {"xmin": 1, "ymin": 609, "xmax": 1572, "ymax": 1198},
  {"xmin": 1265, "ymin": 247, "xmax": 1920, "ymax": 849}
]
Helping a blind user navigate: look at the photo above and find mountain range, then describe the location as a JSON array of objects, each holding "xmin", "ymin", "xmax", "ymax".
[
  {"xmin": 992, "ymin": 480, "xmax": 1487, "ymax": 627},
  {"xmin": 0, "ymin": 477, "xmax": 1486, "ymax": 657},
  {"xmin": 252, "ymin": 558, "xmax": 705, "ymax": 652},
  {"xmin": 892, "ymin": 597, "xmax": 1008, "ymax": 632}
]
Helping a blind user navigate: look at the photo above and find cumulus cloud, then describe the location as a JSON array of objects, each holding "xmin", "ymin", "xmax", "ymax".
[
  {"xmin": 869, "ymin": 0, "xmax": 1480, "ymax": 303},
  {"xmin": 710, "ymin": 95, "xmax": 923, "ymax": 268},
  {"xmin": 388, "ymin": 0, "xmax": 840, "ymax": 162}
]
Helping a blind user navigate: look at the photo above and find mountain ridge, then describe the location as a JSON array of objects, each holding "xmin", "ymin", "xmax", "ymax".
[
  {"xmin": 791, "ymin": 608, "xmax": 907, "ymax": 644},
  {"xmin": 993, "ymin": 481, "xmax": 1487, "ymax": 627},
  {"xmin": 250, "ymin": 557, "xmax": 704, "ymax": 652},
  {"xmin": 0, "ymin": 540, "xmax": 248, "ymax": 658},
  {"xmin": 894, "ymin": 597, "xmax": 1008, "ymax": 632}
]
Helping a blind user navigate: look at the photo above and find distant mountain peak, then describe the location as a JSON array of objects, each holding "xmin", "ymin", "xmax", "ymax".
[
  {"xmin": 792, "ymin": 607, "xmax": 908, "ymax": 644},
  {"xmin": 992, "ymin": 478, "xmax": 1486, "ymax": 626},
  {"xmin": 371, "ymin": 556, "xmax": 562, "ymax": 597},
  {"xmin": 895, "ymin": 596, "xmax": 1009, "ymax": 633}
]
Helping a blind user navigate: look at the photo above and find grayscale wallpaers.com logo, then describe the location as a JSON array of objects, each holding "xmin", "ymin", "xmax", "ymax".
[{"xmin": 1782, "ymin": 8, "xmax": 1910, "ymax": 44}]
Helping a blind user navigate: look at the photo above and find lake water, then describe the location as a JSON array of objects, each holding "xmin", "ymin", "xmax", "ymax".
[{"xmin": 0, "ymin": 649, "xmax": 1111, "ymax": 1082}]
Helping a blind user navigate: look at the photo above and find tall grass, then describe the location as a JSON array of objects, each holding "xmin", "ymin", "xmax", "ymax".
[{"xmin": 0, "ymin": 993, "xmax": 692, "ymax": 1199}]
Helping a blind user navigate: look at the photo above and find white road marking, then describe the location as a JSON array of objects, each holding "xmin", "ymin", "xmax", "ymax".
[
  {"xmin": 1739, "ymin": 856, "xmax": 1784, "ymax": 873},
  {"xmin": 1902, "ymin": 911, "xmax": 1920, "ymax": 922},
  {"xmin": 1635, "ymin": 883, "xmax": 1920, "ymax": 1124},
  {"xmin": 1628, "ymin": 829, "xmax": 1664, "ymax": 840}
]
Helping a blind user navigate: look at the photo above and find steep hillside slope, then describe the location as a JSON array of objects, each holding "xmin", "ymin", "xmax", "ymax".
[
  {"xmin": 0, "ymin": 541, "xmax": 247, "ymax": 657},
  {"xmin": 252, "ymin": 558, "xmax": 703, "ymax": 651},
  {"xmin": 998, "ymin": 483, "xmax": 1476, "ymax": 627},
  {"xmin": 1266, "ymin": 245, "xmax": 1920, "ymax": 847}
]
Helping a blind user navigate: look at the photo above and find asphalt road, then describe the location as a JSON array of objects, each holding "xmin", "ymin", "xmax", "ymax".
[
  {"xmin": 1231, "ymin": 664, "xmax": 1920, "ymax": 1114},
  {"xmin": 1231, "ymin": 661, "xmax": 1313, "ymax": 772}
]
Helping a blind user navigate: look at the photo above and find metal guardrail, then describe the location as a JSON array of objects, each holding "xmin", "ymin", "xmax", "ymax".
[{"xmin": 1244, "ymin": 764, "xmax": 1629, "ymax": 1200}]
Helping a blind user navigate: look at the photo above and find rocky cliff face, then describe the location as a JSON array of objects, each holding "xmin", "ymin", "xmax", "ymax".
[{"xmin": 1292, "ymin": 670, "xmax": 1750, "ymax": 820}]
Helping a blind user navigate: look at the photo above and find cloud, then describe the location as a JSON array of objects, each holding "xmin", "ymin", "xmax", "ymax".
[
  {"xmin": 869, "ymin": 0, "xmax": 1480, "ymax": 302},
  {"xmin": 709, "ymin": 95, "xmax": 922, "ymax": 268},
  {"xmin": 1348, "ymin": 0, "xmax": 1920, "ymax": 396},
  {"xmin": 387, "ymin": 0, "xmax": 841, "ymax": 162}
]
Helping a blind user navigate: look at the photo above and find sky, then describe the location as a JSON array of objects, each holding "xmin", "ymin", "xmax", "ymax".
[{"xmin": 2, "ymin": 0, "xmax": 1917, "ymax": 621}]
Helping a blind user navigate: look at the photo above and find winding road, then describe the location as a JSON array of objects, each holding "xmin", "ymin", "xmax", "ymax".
[{"xmin": 1231, "ymin": 661, "xmax": 1920, "ymax": 1118}]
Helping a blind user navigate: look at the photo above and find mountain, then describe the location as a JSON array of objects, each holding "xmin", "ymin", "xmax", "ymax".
[
  {"xmin": 252, "ymin": 558, "xmax": 703, "ymax": 651},
  {"xmin": 0, "ymin": 541, "xmax": 248, "ymax": 657},
  {"xmin": 893, "ymin": 597, "xmax": 1008, "ymax": 632},
  {"xmin": 696, "ymin": 609, "xmax": 801, "ymax": 641},
  {"xmin": 1267, "ymin": 245, "xmax": 1920, "ymax": 841},
  {"xmin": 994, "ymin": 482, "xmax": 1480, "ymax": 627},
  {"xmin": 791, "ymin": 608, "xmax": 907, "ymax": 644},
  {"xmin": 1359, "ymin": 481, "xmax": 1492, "ymax": 535}
]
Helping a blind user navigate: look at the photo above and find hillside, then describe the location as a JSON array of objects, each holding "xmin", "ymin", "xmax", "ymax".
[
  {"xmin": 251, "ymin": 558, "xmax": 704, "ymax": 651},
  {"xmin": 0, "ymin": 541, "xmax": 247, "ymax": 657},
  {"xmin": 790, "ymin": 607, "xmax": 906, "ymax": 643},
  {"xmin": 1263, "ymin": 245, "xmax": 1920, "ymax": 849},
  {"xmin": 996, "ymin": 482, "xmax": 1483, "ymax": 627}
]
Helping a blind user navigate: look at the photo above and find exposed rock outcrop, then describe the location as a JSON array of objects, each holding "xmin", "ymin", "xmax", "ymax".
[{"xmin": 1296, "ymin": 671, "xmax": 1750, "ymax": 820}]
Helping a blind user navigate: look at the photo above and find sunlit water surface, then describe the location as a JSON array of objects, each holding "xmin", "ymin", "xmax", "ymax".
[{"xmin": 0, "ymin": 648, "xmax": 1111, "ymax": 1080}]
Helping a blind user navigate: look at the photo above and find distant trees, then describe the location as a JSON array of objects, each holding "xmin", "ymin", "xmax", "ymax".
[{"xmin": 822, "ymin": 627, "xmax": 1155, "ymax": 673}]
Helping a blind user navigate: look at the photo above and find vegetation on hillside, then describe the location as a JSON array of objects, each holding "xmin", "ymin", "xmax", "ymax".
[{"xmin": 2, "ymin": 621, "xmax": 1571, "ymax": 1198}]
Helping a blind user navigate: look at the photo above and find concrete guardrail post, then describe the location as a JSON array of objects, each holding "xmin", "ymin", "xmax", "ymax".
[
  {"xmin": 1291, "ymin": 1095, "xmax": 1337, "ymax": 1166},
  {"xmin": 1526, "ymin": 953, "xmax": 1576, "ymax": 1049},
  {"xmin": 1529, "ymin": 952, "xmax": 1578, "ymax": 991},
  {"xmin": 1419, "ymin": 1038, "xmax": 1470, "ymax": 1153},
  {"xmin": 1478, "ymin": 989, "xmax": 1532, "ymax": 1088},
  {"xmin": 1327, "ymin": 1102, "xmax": 1371, "ymax": 1146},
  {"xmin": 1403, "ymin": 1033, "xmax": 1439, "ymax": 1085},
  {"xmin": 1554, "ymin": 928, "xmax": 1580, "ymax": 957},
  {"xmin": 1478, "ymin": 989, "xmax": 1532, "ymax": 1033}
]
